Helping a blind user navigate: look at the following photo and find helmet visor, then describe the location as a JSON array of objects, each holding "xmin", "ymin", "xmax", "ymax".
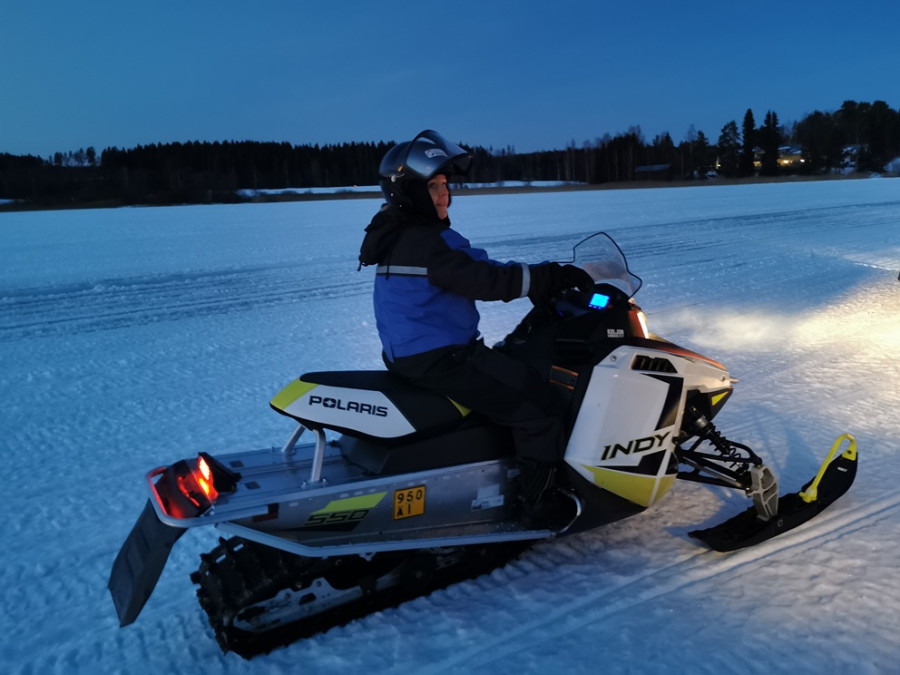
[{"xmin": 402, "ymin": 130, "xmax": 472, "ymax": 179}]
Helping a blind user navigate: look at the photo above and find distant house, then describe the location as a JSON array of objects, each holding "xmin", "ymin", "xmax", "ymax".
[
  {"xmin": 778, "ymin": 145, "xmax": 804, "ymax": 168},
  {"xmin": 842, "ymin": 144, "xmax": 863, "ymax": 171}
]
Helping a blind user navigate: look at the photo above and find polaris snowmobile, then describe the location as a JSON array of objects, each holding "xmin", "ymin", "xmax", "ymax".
[{"xmin": 108, "ymin": 232, "xmax": 857, "ymax": 658}]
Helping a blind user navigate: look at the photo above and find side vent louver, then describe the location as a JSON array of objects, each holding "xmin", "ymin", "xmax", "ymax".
[{"xmin": 631, "ymin": 355, "xmax": 677, "ymax": 373}]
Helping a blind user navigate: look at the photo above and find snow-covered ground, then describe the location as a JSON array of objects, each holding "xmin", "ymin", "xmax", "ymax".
[{"xmin": 1, "ymin": 178, "xmax": 898, "ymax": 674}]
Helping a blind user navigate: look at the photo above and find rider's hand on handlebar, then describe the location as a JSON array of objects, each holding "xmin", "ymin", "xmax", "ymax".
[{"xmin": 528, "ymin": 263, "xmax": 594, "ymax": 312}]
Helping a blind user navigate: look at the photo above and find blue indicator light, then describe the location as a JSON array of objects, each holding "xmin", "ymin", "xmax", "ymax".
[{"xmin": 588, "ymin": 293, "xmax": 610, "ymax": 310}]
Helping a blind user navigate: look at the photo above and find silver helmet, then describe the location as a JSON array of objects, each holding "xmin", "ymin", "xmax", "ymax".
[{"xmin": 378, "ymin": 130, "xmax": 472, "ymax": 210}]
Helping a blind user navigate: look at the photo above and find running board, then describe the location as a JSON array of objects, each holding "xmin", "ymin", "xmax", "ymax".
[{"xmin": 216, "ymin": 519, "xmax": 555, "ymax": 558}]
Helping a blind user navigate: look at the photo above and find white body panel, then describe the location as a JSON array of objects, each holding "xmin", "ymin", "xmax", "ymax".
[{"xmin": 564, "ymin": 344, "xmax": 731, "ymax": 507}]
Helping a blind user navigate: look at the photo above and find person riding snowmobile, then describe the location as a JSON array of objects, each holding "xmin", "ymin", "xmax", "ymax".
[{"xmin": 358, "ymin": 129, "xmax": 593, "ymax": 526}]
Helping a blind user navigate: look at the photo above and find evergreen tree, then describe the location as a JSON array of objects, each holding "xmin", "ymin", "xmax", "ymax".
[
  {"xmin": 795, "ymin": 110, "xmax": 842, "ymax": 173},
  {"xmin": 836, "ymin": 100, "xmax": 864, "ymax": 146},
  {"xmin": 739, "ymin": 108, "xmax": 756, "ymax": 176},
  {"xmin": 650, "ymin": 132, "xmax": 677, "ymax": 168},
  {"xmin": 717, "ymin": 120, "xmax": 741, "ymax": 177},
  {"xmin": 858, "ymin": 100, "xmax": 900, "ymax": 171},
  {"xmin": 693, "ymin": 130, "xmax": 713, "ymax": 176},
  {"xmin": 758, "ymin": 110, "xmax": 782, "ymax": 176}
]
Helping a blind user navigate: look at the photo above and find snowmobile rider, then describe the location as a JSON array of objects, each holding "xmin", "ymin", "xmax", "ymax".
[{"xmin": 358, "ymin": 129, "xmax": 594, "ymax": 527}]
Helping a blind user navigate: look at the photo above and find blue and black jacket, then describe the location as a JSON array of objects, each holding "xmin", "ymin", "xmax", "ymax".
[{"xmin": 359, "ymin": 206, "xmax": 531, "ymax": 362}]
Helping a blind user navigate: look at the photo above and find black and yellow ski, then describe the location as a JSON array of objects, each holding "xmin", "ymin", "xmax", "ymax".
[{"xmin": 691, "ymin": 435, "xmax": 858, "ymax": 552}]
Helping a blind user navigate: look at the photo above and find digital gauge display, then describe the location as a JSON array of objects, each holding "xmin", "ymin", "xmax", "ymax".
[{"xmin": 588, "ymin": 292, "xmax": 610, "ymax": 310}]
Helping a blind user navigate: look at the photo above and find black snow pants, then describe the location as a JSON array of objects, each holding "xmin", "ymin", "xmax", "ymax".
[{"xmin": 385, "ymin": 340, "xmax": 565, "ymax": 464}]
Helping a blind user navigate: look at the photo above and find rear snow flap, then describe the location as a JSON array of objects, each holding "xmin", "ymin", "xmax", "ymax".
[{"xmin": 108, "ymin": 500, "xmax": 186, "ymax": 627}]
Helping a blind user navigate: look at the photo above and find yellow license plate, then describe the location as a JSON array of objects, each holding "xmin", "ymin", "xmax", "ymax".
[{"xmin": 393, "ymin": 485, "xmax": 426, "ymax": 520}]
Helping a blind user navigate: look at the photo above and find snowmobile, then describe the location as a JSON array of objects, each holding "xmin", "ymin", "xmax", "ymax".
[{"xmin": 108, "ymin": 232, "xmax": 857, "ymax": 658}]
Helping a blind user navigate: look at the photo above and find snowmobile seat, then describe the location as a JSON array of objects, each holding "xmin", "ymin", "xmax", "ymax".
[
  {"xmin": 270, "ymin": 370, "xmax": 514, "ymax": 475},
  {"xmin": 272, "ymin": 370, "xmax": 482, "ymax": 441}
]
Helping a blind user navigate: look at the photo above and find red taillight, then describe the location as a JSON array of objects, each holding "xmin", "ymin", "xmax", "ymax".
[
  {"xmin": 174, "ymin": 468, "xmax": 209, "ymax": 510},
  {"xmin": 195, "ymin": 456, "xmax": 219, "ymax": 502},
  {"xmin": 152, "ymin": 453, "xmax": 240, "ymax": 520},
  {"xmin": 174, "ymin": 456, "xmax": 222, "ymax": 508}
]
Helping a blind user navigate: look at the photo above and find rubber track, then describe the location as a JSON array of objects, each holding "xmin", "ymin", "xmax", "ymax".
[{"xmin": 191, "ymin": 536, "xmax": 532, "ymax": 658}]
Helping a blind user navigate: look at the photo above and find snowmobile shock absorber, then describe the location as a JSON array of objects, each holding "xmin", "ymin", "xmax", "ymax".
[
  {"xmin": 684, "ymin": 405, "xmax": 764, "ymax": 468},
  {"xmin": 676, "ymin": 405, "xmax": 767, "ymax": 491}
]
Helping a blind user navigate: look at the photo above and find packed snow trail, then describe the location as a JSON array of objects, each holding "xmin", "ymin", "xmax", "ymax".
[{"xmin": 422, "ymin": 489, "xmax": 900, "ymax": 674}]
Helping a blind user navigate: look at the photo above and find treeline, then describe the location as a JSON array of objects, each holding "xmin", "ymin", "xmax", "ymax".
[
  {"xmin": 0, "ymin": 141, "xmax": 395, "ymax": 207},
  {"xmin": 2, "ymin": 100, "xmax": 899, "ymax": 208}
]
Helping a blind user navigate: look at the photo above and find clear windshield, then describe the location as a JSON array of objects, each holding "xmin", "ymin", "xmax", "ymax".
[{"xmin": 565, "ymin": 232, "xmax": 642, "ymax": 298}]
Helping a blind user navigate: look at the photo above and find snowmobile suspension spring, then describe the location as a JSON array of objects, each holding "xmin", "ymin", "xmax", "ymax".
[{"xmin": 686, "ymin": 406, "xmax": 762, "ymax": 469}]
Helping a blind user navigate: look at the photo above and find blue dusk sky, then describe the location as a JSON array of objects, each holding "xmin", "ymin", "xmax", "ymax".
[{"xmin": 2, "ymin": 0, "xmax": 898, "ymax": 159}]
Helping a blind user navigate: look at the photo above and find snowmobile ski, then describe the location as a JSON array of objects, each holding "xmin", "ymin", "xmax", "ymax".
[{"xmin": 690, "ymin": 434, "xmax": 858, "ymax": 552}]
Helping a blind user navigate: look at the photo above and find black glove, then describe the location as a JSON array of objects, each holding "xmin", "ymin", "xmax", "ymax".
[
  {"xmin": 528, "ymin": 263, "xmax": 594, "ymax": 311},
  {"xmin": 560, "ymin": 264, "xmax": 595, "ymax": 292}
]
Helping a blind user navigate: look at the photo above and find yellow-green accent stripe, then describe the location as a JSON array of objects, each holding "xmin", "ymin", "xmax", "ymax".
[
  {"xmin": 711, "ymin": 391, "xmax": 729, "ymax": 407},
  {"xmin": 449, "ymin": 399, "xmax": 471, "ymax": 416},
  {"xmin": 270, "ymin": 379, "xmax": 318, "ymax": 411},
  {"xmin": 313, "ymin": 492, "xmax": 387, "ymax": 514},
  {"xmin": 582, "ymin": 465, "xmax": 672, "ymax": 507}
]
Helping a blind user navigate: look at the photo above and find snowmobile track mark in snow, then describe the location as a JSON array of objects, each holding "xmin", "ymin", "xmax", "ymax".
[{"xmin": 428, "ymin": 484, "xmax": 884, "ymax": 673}]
